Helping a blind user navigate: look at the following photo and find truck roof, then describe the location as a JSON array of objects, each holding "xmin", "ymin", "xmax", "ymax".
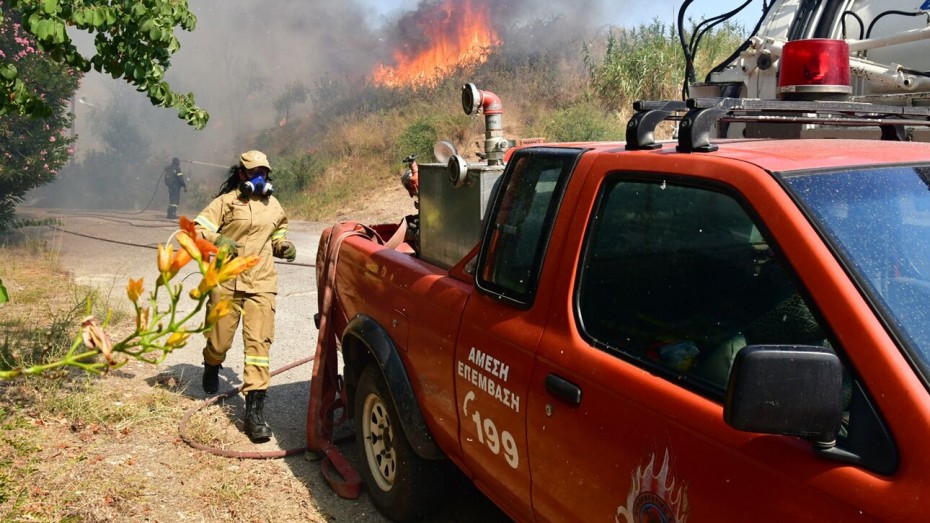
[
  {"xmin": 539, "ymin": 138, "xmax": 930, "ymax": 173},
  {"xmin": 689, "ymin": 139, "xmax": 930, "ymax": 173}
]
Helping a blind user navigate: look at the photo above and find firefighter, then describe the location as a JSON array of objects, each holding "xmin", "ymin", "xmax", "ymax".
[
  {"xmin": 192, "ymin": 150, "xmax": 297, "ymax": 442},
  {"xmin": 163, "ymin": 157, "xmax": 186, "ymax": 219}
]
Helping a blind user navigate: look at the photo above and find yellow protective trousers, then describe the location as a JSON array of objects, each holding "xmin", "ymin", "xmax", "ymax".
[{"xmin": 202, "ymin": 287, "xmax": 276, "ymax": 392}]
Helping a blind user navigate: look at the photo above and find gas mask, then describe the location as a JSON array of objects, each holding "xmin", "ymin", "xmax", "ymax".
[{"xmin": 239, "ymin": 172, "xmax": 274, "ymax": 196}]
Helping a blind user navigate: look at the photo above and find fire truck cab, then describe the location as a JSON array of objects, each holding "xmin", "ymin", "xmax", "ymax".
[
  {"xmin": 309, "ymin": 2, "xmax": 930, "ymax": 519},
  {"xmin": 313, "ymin": 87, "xmax": 930, "ymax": 520}
]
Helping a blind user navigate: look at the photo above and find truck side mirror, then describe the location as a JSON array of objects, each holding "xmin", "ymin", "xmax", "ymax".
[{"xmin": 724, "ymin": 345, "xmax": 844, "ymax": 442}]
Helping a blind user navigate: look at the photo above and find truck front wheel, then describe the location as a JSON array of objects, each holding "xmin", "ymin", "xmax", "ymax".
[{"xmin": 355, "ymin": 364, "xmax": 448, "ymax": 521}]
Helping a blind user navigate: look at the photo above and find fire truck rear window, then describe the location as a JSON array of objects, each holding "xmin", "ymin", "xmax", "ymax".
[{"xmin": 477, "ymin": 148, "xmax": 580, "ymax": 305}]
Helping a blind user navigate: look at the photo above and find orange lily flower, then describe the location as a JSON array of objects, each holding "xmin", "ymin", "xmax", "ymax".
[
  {"xmin": 179, "ymin": 216, "xmax": 218, "ymax": 262},
  {"xmin": 179, "ymin": 216, "xmax": 195, "ymax": 235},
  {"xmin": 196, "ymin": 238, "xmax": 218, "ymax": 261},
  {"xmin": 158, "ymin": 248, "xmax": 192, "ymax": 286},
  {"xmin": 206, "ymin": 298, "xmax": 235, "ymax": 326},
  {"xmin": 171, "ymin": 248, "xmax": 192, "ymax": 272},
  {"xmin": 164, "ymin": 331, "xmax": 190, "ymax": 350},
  {"xmin": 190, "ymin": 255, "xmax": 260, "ymax": 299},
  {"xmin": 218, "ymin": 255, "xmax": 261, "ymax": 282},
  {"xmin": 127, "ymin": 277, "xmax": 144, "ymax": 303}
]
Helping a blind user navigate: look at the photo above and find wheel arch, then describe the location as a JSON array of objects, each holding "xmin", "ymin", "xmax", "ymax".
[{"xmin": 341, "ymin": 314, "xmax": 446, "ymax": 460}]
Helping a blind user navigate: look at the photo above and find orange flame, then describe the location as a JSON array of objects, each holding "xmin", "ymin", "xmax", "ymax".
[{"xmin": 373, "ymin": 0, "xmax": 500, "ymax": 89}]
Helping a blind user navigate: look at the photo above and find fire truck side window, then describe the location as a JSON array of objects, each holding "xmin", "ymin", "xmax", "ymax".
[
  {"xmin": 477, "ymin": 148, "xmax": 581, "ymax": 306},
  {"xmin": 576, "ymin": 177, "xmax": 830, "ymax": 391}
]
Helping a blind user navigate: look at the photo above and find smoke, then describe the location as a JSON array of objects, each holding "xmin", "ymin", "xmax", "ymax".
[{"xmin": 39, "ymin": 0, "xmax": 669, "ymax": 209}]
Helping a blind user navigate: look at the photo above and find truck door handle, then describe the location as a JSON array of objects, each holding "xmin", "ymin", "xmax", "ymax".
[{"xmin": 545, "ymin": 374, "xmax": 582, "ymax": 406}]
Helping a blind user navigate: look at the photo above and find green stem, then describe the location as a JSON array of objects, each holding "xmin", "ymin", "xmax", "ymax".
[
  {"xmin": 176, "ymin": 295, "xmax": 208, "ymax": 327},
  {"xmin": 19, "ymin": 350, "xmax": 104, "ymax": 376}
]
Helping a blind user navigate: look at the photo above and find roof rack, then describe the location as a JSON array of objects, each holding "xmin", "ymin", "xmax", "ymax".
[{"xmin": 625, "ymin": 97, "xmax": 930, "ymax": 153}]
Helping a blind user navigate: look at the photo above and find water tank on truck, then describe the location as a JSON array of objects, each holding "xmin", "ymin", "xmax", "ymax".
[{"xmin": 417, "ymin": 83, "xmax": 506, "ymax": 269}]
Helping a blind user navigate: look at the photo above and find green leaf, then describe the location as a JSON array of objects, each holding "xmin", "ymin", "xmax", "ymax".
[
  {"xmin": 27, "ymin": 12, "xmax": 41, "ymax": 33},
  {"xmin": 52, "ymin": 20, "xmax": 66, "ymax": 44},
  {"xmin": 151, "ymin": 86, "xmax": 165, "ymax": 104},
  {"xmin": 42, "ymin": 0, "xmax": 59, "ymax": 15},
  {"xmin": 36, "ymin": 19, "xmax": 51, "ymax": 40},
  {"xmin": 93, "ymin": 8, "xmax": 105, "ymax": 26},
  {"xmin": 149, "ymin": 26, "xmax": 162, "ymax": 41},
  {"xmin": 0, "ymin": 64, "xmax": 17, "ymax": 80}
]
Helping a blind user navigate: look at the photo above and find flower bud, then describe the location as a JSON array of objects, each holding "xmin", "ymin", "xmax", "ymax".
[
  {"xmin": 136, "ymin": 307, "xmax": 150, "ymax": 332},
  {"xmin": 127, "ymin": 278, "xmax": 144, "ymax": 303},
  {"xmin": 157, "ymin": 244, "xmax": 172, "ymax": 273},
  {"xmin": 176, "ymin": 233, "xmax": 202, "ymax": 263}
]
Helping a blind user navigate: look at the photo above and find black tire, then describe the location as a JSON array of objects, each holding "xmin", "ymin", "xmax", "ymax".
[{"xmin": 355, "ymin": 364, "xmax": 448, "ymax": 521}]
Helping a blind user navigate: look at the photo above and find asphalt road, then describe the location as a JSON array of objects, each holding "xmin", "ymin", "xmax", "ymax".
[{"xmin": 26, "ymin": 208, "xmax": 510, "ymax": 523}]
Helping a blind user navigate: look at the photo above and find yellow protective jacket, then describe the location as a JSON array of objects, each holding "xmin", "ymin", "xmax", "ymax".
[{"xmin": 194, "ymin": 191, "xmax": 289, "ymax": 293}]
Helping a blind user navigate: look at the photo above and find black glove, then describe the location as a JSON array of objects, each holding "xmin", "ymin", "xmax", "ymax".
[
  {"xmin": 277, "ymin": 241, "xmax": 296, "ymax": 262},
  {"xmin": 215, "ymin": 235, "xmax": 238, "ymax": 258}
]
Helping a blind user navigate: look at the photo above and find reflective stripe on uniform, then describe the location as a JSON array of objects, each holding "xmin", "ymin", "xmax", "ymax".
[
  {"xmin": 195, "ymin": 215, "xmax": 218, "ymax": 233},
  {"xmin": 272, "ymin": 226, "xmax": 288, "ymax": 240},
  {"xmin": 245, "ymin": 355, "xmax": 270, "ymax": 367}
]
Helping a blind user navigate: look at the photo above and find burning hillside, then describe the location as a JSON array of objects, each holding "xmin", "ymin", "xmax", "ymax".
[{"xmin": 372, "ymin": 0, "xmax": 501, "ymax": 89}]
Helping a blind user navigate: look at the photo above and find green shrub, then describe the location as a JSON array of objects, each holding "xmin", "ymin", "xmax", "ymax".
[
  {"xmin": 396, "ymin": 118, "xmax": 440, "ymax": 161},
  {"xmin": 585, "ymin": 20, "xmax": 746, "ymax": 111},
  {"xmin": 272, "ymin": 152, "xmax": 329, "ymax": 199},
  {"xmin": 537, "ymin": 103, "xmax": 623, "ymax": 142}
]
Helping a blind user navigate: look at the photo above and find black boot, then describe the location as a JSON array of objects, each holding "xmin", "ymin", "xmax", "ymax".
[
  {"xmin": 202, "ymin": 363, "xmax": 221, "ymax": 394},
  {"xmin": 244, "ymin": 390, "xmax": 273, "ymax": 441}
]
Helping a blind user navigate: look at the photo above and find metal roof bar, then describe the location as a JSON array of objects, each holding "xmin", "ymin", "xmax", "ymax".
[
  {"xmin": 625, "ymin": 101, "xmax": 688, "ymax": 151},
  {"xmin": 625, "ymin": 97, "xmax": 930, "ymax": 153}
]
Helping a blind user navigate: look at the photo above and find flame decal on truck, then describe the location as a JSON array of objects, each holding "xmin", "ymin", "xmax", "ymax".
[{"xmin": 616, "ymin": 448, "xmax": 689, "ymax": 523}]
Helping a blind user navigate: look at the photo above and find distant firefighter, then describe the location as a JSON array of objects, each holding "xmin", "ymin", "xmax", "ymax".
[{"xmin": 163, "ymin": 157, "xmax": 186, "ymax": 219}]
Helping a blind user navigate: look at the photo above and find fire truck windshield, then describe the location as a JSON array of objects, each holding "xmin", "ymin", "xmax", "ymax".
[{"xmin": 784, "ymin": 164, "xmax": 930, "ymax": 383}]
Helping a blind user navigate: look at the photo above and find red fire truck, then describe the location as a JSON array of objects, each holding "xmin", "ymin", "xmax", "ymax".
[{"xmin": 307, "ymin": 1, "xmax": 930, "ymax": 521}]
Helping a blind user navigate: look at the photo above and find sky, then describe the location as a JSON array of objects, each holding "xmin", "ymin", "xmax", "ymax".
[{"xmin": 63, "ymin": 0, "xmax": 766, "ymax": 183}]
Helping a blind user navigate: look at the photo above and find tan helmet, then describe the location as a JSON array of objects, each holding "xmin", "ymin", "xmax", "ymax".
[{"xmin": 239, "ymin": 150, "xmax": 271, "ymax": 171}]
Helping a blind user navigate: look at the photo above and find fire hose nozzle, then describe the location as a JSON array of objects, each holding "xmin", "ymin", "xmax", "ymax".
[{"xmin": 462, "ymin": 83, "xmax": 502, "ymax": 116}]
